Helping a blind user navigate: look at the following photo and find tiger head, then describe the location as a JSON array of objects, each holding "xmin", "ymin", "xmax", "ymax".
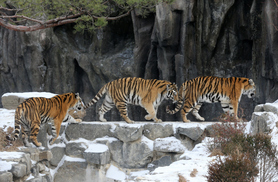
[
  {"xmin": 243, "ymin": 79, "xmax": 256, "ymax": 98},
  {"xmin": 72, "ymin": 93, "xmax": 85, "ymax": 111},
  {"xmin": 166, "ymin": 83, "xmax": 178, "ymax": 103}
]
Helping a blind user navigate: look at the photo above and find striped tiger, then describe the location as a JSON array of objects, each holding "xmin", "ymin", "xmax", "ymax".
[
  {"xmin": 7, "ymin": 92, "xmax": 84, "ymax": 147},
  {"xmin": 166, "ymin": 76, "xmax": 256, "ymax": 122},
  {"xmin": 84, "ymin": 77, "xmax": 178, "ymax": 123}
]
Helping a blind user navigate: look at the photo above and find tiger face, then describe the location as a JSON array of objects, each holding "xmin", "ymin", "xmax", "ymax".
[
  {"xmin": 166, "ymin": 84, "xmax": 178, "ymax": 103},
  {"xmin": 243, "ymin": 79, "xmax": 256, "ymax": 99},
  {"xmin": 71, "ymin": 93, "xmax": 85, "ymax": 111}
]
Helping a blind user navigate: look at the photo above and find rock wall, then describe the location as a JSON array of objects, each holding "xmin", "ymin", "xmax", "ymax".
[
  {"xmin": 0, "ymin": 121, "xmax": 214, "ymax": 182},
  {"xmin": 1, "ymin": 0, "xmax": 278, "ymax": 121}
]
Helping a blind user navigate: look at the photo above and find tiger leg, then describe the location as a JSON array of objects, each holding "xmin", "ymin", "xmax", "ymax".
[
  {"xmin": 98, "ymin": 96, "xmax": 114, "ymax": 122},
  {"xmin": 49, "ymin": 119, "xmax": 62, "ymax": 145},
  {"xmin": 142, "ymin": 103, "xmax": 162, "ymax": 123},
  {"xmin": 230, "ymin": 100, "xmax": 239, "ymax": 120},
  {"xmin": 115, "ymin": 101, "xmax": 134, "ymax": 124},
  {"xmin": 221, "ymin": 102, "xmax": 238, "ymax": 119},
  {"xmin": 181, "ymin": 105, "xmax": 193, "ymax": 123},
  {"xmin": 191, "ymin": 103, "xmax": 205, "ymax": 121},
  {"xmin": 30, "ymin": 122, "xmax": 42, "ymax": 147},
  {"xmin": 21, "ymin": 125, "xmax": 31, "ymax": 147}
]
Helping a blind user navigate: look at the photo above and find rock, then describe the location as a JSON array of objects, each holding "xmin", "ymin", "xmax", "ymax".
[
  {"xmin": 250, "ymin": 112, "xmax": 276, "ymax": 135},
  {"xmin": 50, "ymin": 147, "xmax": 65, "ymax": 167},
  {"xmin": 83, "ymin": 144, "xmax": 110, "ymax": 165},
  {"xmin": 1, "ymin": 95, "xmax": 27, "ymax": 109},
  {"xmin": 254, "ymin": 104, "xmax": 264, "ymax": 112},
  {"xmin": 11, "ymin": 163, "xmax": 27, "ymax": 178},
  {"xmin": 65, "ymin": 142, "xmax": 87, "ymax": 158},
  {"xmin": 21, "ymin": 154, "xmax": 32, "ymax": 175},
  {"xmin": 263, "ymin": 103, "xmax": 278, "ymax": 116},
  {"xmin": 109, "ymin": 140, "xmax": 153, "ymax": 168},
  {"xmin": 0, "ymin": 172, "xmax": 13, "ymax": 182},
  {"xmin": 114, "ymin": 124, "xmax": 143, "ymax": 142},
  {"xmin": 65, "ymin": 122, "xmax": 114, "ymax": 141},
  {"xmin": 54, "ymin": 159, "xmax": 88, "ymax": 182},
  {"xmin": 143, "ymin": 124, "xmax": 174, "ymax": 140},
  {"xmin": 39, "ymin": 151, "xmax": 53, "ymax": 161},
  {"xmin": 147, "ymin": 155, "xmax": 172, "ymax": 171},
  {"xmin": 154, "ymin": 137, "xmax": 186, "ymax": 154},
  {"xmin": 177, "ymin": 127, "xmax": 204, "ymax": 141}
]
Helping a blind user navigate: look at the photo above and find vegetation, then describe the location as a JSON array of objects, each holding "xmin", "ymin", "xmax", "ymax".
[
  {"xmin": 206, "ymin": 114, "xmax": 278, "ymax": 182},
  {"xmin": 0, "ymin": 126, "xmax": 23, "ymax": 151},
  {"xmin": 0, "ymin": 0, "xmax": 173, "ymax": 32}
]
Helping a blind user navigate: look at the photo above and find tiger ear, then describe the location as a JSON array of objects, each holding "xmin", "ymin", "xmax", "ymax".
[
  {"xmin": 249, "ymin": 79, "xmax": 254, "ymax": 85},
  {"xmin": 75, "ymin": 93, "xmax": 79, "ymax": 98}
]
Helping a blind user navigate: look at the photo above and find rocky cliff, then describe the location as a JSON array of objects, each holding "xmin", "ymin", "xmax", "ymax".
[{"xmin": 0, "ymin": 0, "xmax": 277, "ymax": 121}]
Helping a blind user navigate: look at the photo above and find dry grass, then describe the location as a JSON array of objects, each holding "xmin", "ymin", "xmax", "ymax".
[
  {"xmin": 190, "ymin": 169, "xmax": 198, "ymax": 177},
  {"xmin": 209, "ymin": 148, "xmax": 224, "ymax": 157},
  {"xmin": 178, "ymin": 174, "xmax": 188, "ymax": 182},
  {"xmin": 0, "ymin": 126, "xmax": 23, "ymax": 151}
]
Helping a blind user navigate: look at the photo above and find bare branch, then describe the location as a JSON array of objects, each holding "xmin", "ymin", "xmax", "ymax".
[
  {"xmin": 1, "ymin": 15, "xmax": 44, "ymax": 24},
  {"xmin": 0, "ymin": 17, "xmax": 78, "ymax": 32}
]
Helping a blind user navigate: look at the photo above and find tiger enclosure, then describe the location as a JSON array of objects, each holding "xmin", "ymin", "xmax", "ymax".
[{"xmin": 0, "ymin": 0, "xmax": 278, "ymax": 181}]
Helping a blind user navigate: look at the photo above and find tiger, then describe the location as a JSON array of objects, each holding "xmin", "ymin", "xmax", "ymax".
[
  {"xmin": 84, "ymin": 77, "xmax": 178, "ymax": 123},
  {"xmin": 166, "ymin": 76, "xmax": 256, "ymax": 122},
  {"xmin": 7, "ymin": 92, "xmax": 84, "ymax": 147}
]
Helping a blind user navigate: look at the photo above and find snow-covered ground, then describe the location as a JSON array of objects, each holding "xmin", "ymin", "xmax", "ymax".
[{"xmin": 0, "ymin": 92, "xmax": 278, "ymax": 181}]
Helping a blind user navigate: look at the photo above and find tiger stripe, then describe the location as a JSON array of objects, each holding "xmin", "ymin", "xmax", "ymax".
[
  {"xmin": 84, "ymin": 77, "xmax": 178, "ymax": 123},
  {"xmin": 166, "ymin": 76, "xmax": 256, "ymax": 122},
  {"xmin": 7, "ymin": 92, "xmax": 84, "ymax": 147}
]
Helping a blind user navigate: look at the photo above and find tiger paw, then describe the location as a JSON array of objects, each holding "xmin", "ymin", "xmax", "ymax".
[
  {"xmin": 183, "ymin": 119, "xmax": 191, "ymax": 123},
  {"xmin": 75, "ymin": 119, "xmax": 82, "ymax": 123},
  {"xmin": 154, "ymin": 118, "xmax": 162, "ymax": 123},
  {"xmin": 34, "ymin": 142, "xmax": 42, "ymax": 147},
  {"xmin": 125, "ymin": 120, "xmax": 135, "ymax": 124},
  {"xmin": 100, "ymin": 118, "xmax": 107, "ymax": 122},
  {"xmin": 144, "ymin": 114, "xmax": 153, "ymax": 120}
]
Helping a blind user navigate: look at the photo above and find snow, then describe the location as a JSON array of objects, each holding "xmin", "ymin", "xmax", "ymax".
[
  {"xmin": 84, "ymin": 143, "xmax": 109, "ymax": 153},
  {"xmin": 0, "ymin": 109, "xmax": 15, "ymax": 131},
  {"xmin": 2, "ymin": 92, "xmax": 56, "ymax": 98},
  {"xmin": 106, "ymin": 164, "xmax": 126, "ymax": 181},
  {"xmin": 0, "ymin": 92, "xmax": 278, "ymax": 181}
]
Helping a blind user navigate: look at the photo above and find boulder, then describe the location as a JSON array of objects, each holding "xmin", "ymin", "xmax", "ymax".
[
  {"xmin": 147, "ymin": 155, "xmax": 172, "ymax": 171},
  {"xmin": 54, "ymin": 158, "xmax": 88, "ymax": 182},
  {"xmin": 50, "ymin": 147, "xmax": 65, "ymax": 167},
  {"xmin": 154, "ymin": 137, "xmax": 186, "ymax": 154},
  {"xmin": 109, "ymin": 140, "xmax": 153, "ymax": 168},
  {"xmin": 143, "ymin": 124, "xmax": 174, "ymax": 140},
  {"xmin": 177, "ymin": 127, "xmax": 204, "ymax": 141},
  {"xmin": 65, "ymin": 122, "xmax": 115, "ymax": 141},
  {"xmin": 83, "ymin": 144, "xmax": 110, "ymax": 165},
  {"xmin": 65, "ymin": 142, "xmax": 87, "ymax": 158},
  {"xmin": 39, "ymin": 151, "xmax": 53, "ymax": 161},
  {"xmin": 11, "ymin": 163, "xmax": 27, "ymax": 178},
  {"xmin": 0, "ymin": 172, "xmax": 13, "ymax": 182},
  {"xmin": 114, "ymin": 124, "xmax": 143, "ymax": 142},
  {"xmin": 263, "ymin": 103, "xmax": 278, "ymax": 116},
  {"xmin": 250, "ymin": 112, "xmax": 276, "ymax": 135}
]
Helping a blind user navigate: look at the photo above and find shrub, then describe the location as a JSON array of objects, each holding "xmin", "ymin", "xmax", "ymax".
[
  {"xmin": 207, "ymin": 150, "xmax": 258, "ymax": 182},
  {"xmin": 207, "ymin": 114, "xmax": 246, "ymax": 155},
  {"xmin": 207, "ymin": 114, "xmax": 278, "ymax": 182}
]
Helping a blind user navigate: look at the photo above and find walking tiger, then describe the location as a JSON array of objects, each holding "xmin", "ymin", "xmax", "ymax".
[
  {"xmin": 166, "ymin": 76, "xmax": 256, "ymax": 122},
  {"xmin": 84, "ymin": 77, "xmax": 178, "ymax": 123},
  {"xmin": 7, "ymin": 92, "xmax": 84, "ymax": 147}
]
